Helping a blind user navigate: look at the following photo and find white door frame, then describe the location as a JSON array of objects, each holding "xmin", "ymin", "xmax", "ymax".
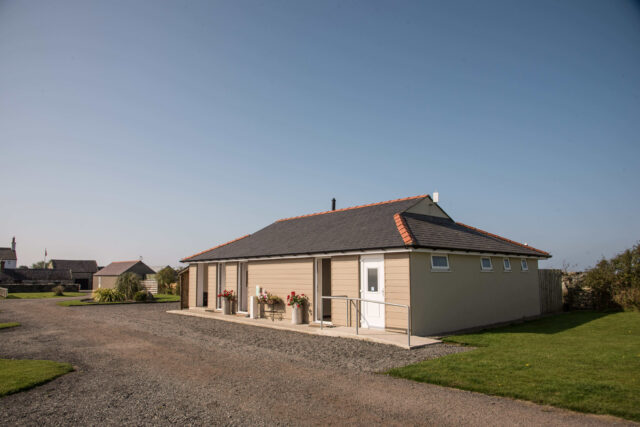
[
  {"xmin": 360, "ymin": 254, "xmax": 385, "ymax": 329},
  {"xmin": 237, "ymin": 262, "xmax": 248, "ymax": 313}
]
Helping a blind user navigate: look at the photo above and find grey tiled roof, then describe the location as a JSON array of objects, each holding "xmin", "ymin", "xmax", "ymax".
[
  {"xmin": 49, "ymin": 259, "xmax": 98, "ymax": 273},
  {"xmin": 183, "ymin": 196, "xmax": 550, "ymax": 262},
  {"xmin": 94, "ymin": 261, "xmax": 155, "ymax": 277},
  {"xmin": 0, "ymin": 248, "xmax": 17, "ymax": 260}
]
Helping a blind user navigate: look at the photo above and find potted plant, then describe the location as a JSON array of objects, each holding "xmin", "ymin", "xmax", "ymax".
[
  {"xmin": 287, "ymin": 291, "xmax": 309, "ymax": 325},
  {"xmin": 218, "ymin": 289, "xmax": 235, "ymax": 315}
]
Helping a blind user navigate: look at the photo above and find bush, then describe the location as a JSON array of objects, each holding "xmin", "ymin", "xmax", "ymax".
[
  {"xmin": 133, "ymin": 290, "xmax": 154, "ymax": 302},
  {"xmin": 583, "ymin": 243, "xmax": 640, "ymax": 311},
  {"xmin": 156, "ymin": 267, "xmax": 177, "ymax": 294},
  {"xmin": 115, "ymin": 273, "xmax": 144, "ymax": 300},
  {"xmin": 52, "ymin": 285, "xmax": 65, "ymax": 296},
  {"xmin": 92, "ymin": 288, "xmax": 125, "ymax": 303}
]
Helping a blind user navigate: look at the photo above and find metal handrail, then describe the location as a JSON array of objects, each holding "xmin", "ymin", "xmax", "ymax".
[{"xmin": 320, "ymin": 295, "xmax": 412, "ymax": 347}]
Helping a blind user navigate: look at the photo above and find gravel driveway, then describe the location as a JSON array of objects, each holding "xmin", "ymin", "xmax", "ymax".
[{"xmin": 0, "ymin": 299, "xmax": 631, "ymax": 426}]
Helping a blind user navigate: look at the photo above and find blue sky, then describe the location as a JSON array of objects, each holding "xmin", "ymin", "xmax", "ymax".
[{"xmin": 1, "ymin": 0, "xmax": 638, "ymax": 269}]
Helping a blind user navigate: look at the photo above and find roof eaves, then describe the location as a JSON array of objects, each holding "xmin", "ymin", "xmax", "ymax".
[
  {"xmin": 455, "ymin": 222, "xmax": 551, "ymax": 257},
  {"xmin": 393, "ymin": 213, "xmax": 415, "ymax": 246},
  {"xmin": 181, "ymin": 234, "xmax": 251, "ymax": 263}
]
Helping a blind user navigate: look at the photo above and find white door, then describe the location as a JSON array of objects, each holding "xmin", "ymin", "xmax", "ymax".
[{"xmin": 360, "ymin": 255, "xmax": 385, "ymax": 329}]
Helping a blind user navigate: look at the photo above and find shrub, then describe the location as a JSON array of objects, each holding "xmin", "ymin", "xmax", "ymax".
[
  {"xmin": 582, "ymin": 243, "xmax": 640, "ymax": 311},
  {"xmin": 52, "ymin": 285, "xmax": 65, "ymax": 296},
  {"xmin": 115, "ymin": 273, "xmax": 144, "ymax": 300},
  {"xmin": 156, "ymin": 267, "xmax": 177, "ymax": 294},
  {"xmin": 133, "ymin": 290, "xmax": 154, "ymax": 302},
  {"xmin": 92, "ymin": 288, "xmax": 125, "ymax": 303}
]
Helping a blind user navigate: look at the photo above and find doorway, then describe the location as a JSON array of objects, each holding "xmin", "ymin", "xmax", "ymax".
[
  {"xmin": 216, "ymin": 263, "xmax": 225, "ymax": 310},
  {"xmin": 237, "ymin": 262, "xmax": 248, "ymax": 312},
  {"xmin": 315, "ymin": 258, "xmax": 332, "ymax": 322},
  {"xmin": 360, "ymin": 255, "xmax": 385, "ymax": 328}
]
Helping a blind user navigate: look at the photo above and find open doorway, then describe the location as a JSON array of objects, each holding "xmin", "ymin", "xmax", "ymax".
[
  {"xmin": 237, "ymin": 262, "xmax": 248, "ymax": 312},
  {"xmin": 315, "ymin": 258, "xmax": 331, "ymax": 322}
]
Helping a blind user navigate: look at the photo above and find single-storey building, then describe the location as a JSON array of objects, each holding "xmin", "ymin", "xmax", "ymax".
[
  {"xmin": 180, "ymin": 194, "xmax": 550, "ymax": 336},
  {"xmin": 48, "ymin": 259, "xmax": 98, "ymax": 290},
  {"xmin": 93, "ymin": 260, "xmax": 155, "ymax": 290}
]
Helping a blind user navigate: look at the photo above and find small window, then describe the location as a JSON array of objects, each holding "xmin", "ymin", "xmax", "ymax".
[
  {"xmin": 503, "ymin": 258, "xmax": 511, "ymax": 271},
  {"xmin": 367, "ymin": 268, "xmax": 378, "ymax": 292},
  {"xmin": 521, "ymin": 259, "xmax": 529, "ymax": 271},
  {"xmin": 431, "ymin": 255, "xmax": 449, "ymax": 270},
  {"xmin": 481, "ymin": 257, "xmax": 493, "ymax": 271}
]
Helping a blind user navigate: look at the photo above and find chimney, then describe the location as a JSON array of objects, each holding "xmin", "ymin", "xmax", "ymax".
[
  {"xmin": 11, "ymin": 236, "xmax": 15, "ymax": 251},
  {"xmin": 433, "ymin": 192, "xmax": 439, "ymax": 203},
  {"xmin": 331, "ymin": 198, "xmax": 336, "ymax": 211}
]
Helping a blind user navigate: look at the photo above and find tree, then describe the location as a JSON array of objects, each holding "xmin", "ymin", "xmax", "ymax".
[
  {"xmin": 156, "ymin": 267, "xmax": 177, "ymax": 294},
  {"xmin": 31, "ymin": 261, "xmax": 47, "ymax": 269},
  {"xmin": 115, "ymin": 272, "xmax": 144, "ymax": 300}
]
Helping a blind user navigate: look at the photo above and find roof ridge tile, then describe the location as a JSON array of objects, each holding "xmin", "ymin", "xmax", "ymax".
[
  {"xmin": 394, "ymin": 213, "xmax": 415, "ymax": 246},
  {"xmin": 276, "ymin": 194, "xmax": 429, "ymax": 223}
]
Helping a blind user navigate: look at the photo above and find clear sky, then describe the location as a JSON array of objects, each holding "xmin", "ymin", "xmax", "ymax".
[{"xmin": 1, "ymin": 0, "xmax": 638, "ymax": 270}]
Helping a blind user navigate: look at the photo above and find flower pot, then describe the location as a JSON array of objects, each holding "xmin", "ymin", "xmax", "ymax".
[
  {"xmin": 291, "ymin": 305, "xmax": 303, "ymax": 325},
  {"xmin": 222, "ymin": 298, "xmax": 232, "ymax": 315}
]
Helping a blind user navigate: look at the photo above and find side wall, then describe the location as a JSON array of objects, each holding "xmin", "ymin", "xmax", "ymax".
[
  {"xmin": 92, "ymin": 275, "xmax": 117, "ymax": 290},
  {"xmin": 247, "ymin": 258, "xmax": 314, "ymax": 320},
  {"xmin": 207, "ymin": 263, "xmax": 217, "ymax": 309},
  {"xmin": 331, "ymin": 255, "xmax": 359, "ymax": 327},
  {"xmin": 188, "ymin": 264, "xmax": 197, "ymax": 308},
  {"xmin": 385, "ymin": 253, "xmax": 410, "ymax": 332},
  {"xmin": 410, "ymin": 253, "xmax": 540, "ymax": 336}
]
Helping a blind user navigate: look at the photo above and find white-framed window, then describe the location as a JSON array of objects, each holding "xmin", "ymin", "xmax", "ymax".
[
  {"xmin": 430, "ymin": 254, "xmax": 450, "ymax": 271},
  {"xmin": 521, "ymin": 259, "xmax": 529, "ymax": 271},
  {"xmin": 503, "ymin": 258, "xmax": 511, "ymax": 272},
  {"xmin": 480, "ymin": 257, "xmax": 493, "ymax": 271}
]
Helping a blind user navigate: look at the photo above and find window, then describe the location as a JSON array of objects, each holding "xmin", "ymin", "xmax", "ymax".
[
  {"xmin": 503, "ymin": 258, "xmax": 511, "ymax": 271},
  {"xmin": 481, "ymin": 257, "xmax": 493, "ymax": 271},
  {"xmin": 431, "ymin": 255, "xmax": 449, "ymax": 271},
  {"xmin": 521, "ymin": 259, "xmax": 529, "ymax": 271},
  {"xmin": 367, "ymin": 268, "xmax": 378, "ymax": 292}
]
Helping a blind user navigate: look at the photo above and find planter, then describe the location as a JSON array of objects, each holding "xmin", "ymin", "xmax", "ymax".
[
  {"xmin": 291, "ymin": 305, "xmax": 303, "ymax": 325},
  {"xmin": 222, "ymin": 298, "xmax": 232, "ymax": 315}
]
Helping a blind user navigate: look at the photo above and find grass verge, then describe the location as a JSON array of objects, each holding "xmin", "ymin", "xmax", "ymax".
[
  {"xmin": 0, "ymin": 322, "xmax": 21, "ymax": 330},
  {"xmin": 57, "ymin": 293, "xmax": 180, "ymax": 307},
  {"xmin": 0, "ymin": 359, "xmax": 73, "ymax": 397},
  {"xmin": 388, "ymin": 311, "xmax": 640, "ymax": 422},
  {"xmin": 6, "ymin": 292, "xmax": 85, "ymax": 299}
]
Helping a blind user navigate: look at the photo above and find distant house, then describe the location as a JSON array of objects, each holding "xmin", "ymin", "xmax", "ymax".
[
  {"xmin": 48, "ymin": 259, "xmax": 99, "ymax": 290},
  {"xmin": 0, "ymin": 237, "xmax": 17, "ymax": 270},
  {"xmin": 93, "ymin": 260, "xmax": 155, "ymax": 290}
]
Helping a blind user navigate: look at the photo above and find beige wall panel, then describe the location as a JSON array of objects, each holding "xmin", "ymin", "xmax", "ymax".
[
  {"xmin": 385, "ymin": 253, "xmax": 410, "ymax": 332},
  {"xmin": 410, "ymin": 253, "xmax": 540, "ymax": 336},
  {"xmin": 207, "ymin": 263, "xmax": 217, "ymax": 309},
  {"xmin": 188, "ymin": 264, "xmax": 197, "ymax": 308},
  {"xmin": 225, "ymin": 263, "xmax": 237, "ymax": 292},
  {"xmin": 247, "ymin": 258, "xmax": 314, "ymax": 320},
  {"xmin": 93, "ymin": 275, "xmax": 117, "ymax": 290},
  {"xmin": 331, "ymin": 255, "xmax": 359, "ymax": 327}
]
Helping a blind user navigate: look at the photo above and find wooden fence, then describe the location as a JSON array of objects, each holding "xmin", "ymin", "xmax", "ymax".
[
  {"xmin": 141, "ymin": 279, "xmax": 158, "ymax": 294},
  {"xmin": 538, "ymin": 269, "xmax": 563, "ymax": 314}
]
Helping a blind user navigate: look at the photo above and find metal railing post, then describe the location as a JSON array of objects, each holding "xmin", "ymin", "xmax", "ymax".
[
  {"xmin": 355, "ymin": 300, "xmax": 359, "ymax": 336},
  {"xmin": 320, "ymin": 295, "xmax": 323, "ymax": 330},
  {"xmin": 346, "ymin": 298, "xmax": 350, "ymax": 327},
  {"xmin": 407, "ymin": 305, "xmax": 411, "ymax": 348}
]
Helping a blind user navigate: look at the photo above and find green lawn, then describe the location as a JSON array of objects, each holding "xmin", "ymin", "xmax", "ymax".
[
  {"xmin": 388, "ymin": 311, "xmax": 640, "ymax": 422},
  {"xmin": 0, "ymin": 359, "xmax": 73, "ymax": 397},
  {"xmin": 57, "ymin": 293, "xmax": 180, "ymax": 306},
  {"xmin": 6, "ymin": 292, "xmax": 85, "ymax": 299},
  {"xmin": 0, "ymin": 322, "xmax": 21, "ymax": 330}
]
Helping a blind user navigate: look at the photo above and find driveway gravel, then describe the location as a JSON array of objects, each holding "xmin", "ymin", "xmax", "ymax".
[{"xmin": 0, "ymin": 299, "xmax": 632, "ymax": 426}]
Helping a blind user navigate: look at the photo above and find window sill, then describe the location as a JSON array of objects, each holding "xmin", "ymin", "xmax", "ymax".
[
  {"xmin": 431, "ymin": 268, "xmax": 451, "ymax": 273},
  {"xmin": 480, "ymin": 270, "xmax": 494, "ymax": 273}
]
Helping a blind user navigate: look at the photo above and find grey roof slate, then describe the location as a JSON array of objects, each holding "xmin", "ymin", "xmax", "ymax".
[
  {"xmin": 0, "ymin": 248, "xmax": 17, "ymax": 260},
  {"xmin": 183, "ymin": 196, "xmax": 550, "ymax": 262},
  {"xmin": 49, "ymin": 259, "xmax": 98, "ymax": 273},
  {"xmin": 94, "ymin": 261, "xmax": 155, "ymax": 277}
]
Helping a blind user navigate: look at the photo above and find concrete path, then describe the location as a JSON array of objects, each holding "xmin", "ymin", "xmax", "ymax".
[{"xmin": 0, "ymin": 299, "xmax": 633, "ymax": 426}]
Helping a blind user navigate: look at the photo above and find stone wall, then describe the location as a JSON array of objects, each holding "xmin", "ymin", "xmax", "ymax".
[
  {"xmin": 3, "ymin": 283, "xmax": 79, "ymax": 293},
  {"xmin": 562, "ymin": 272, "xmax": 595, "ymax": 310}
]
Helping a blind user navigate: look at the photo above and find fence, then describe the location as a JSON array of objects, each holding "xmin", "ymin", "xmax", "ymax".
[
  {"xmin": 141, "ymin": 279, "xmax": 158, "ymax": 294},
  {"xmin": 538, "ymin": 269, "xmax": 563, "ymax": 314}
]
